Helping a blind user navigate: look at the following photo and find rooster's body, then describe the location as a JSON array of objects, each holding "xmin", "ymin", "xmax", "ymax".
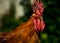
[
  {"xmin": 0, "ymin": 0, "xmax": 45, "ymax": 43},
  {"xmin": 0, "ymin": 15, "xmax": 40, "ymax": 43}
]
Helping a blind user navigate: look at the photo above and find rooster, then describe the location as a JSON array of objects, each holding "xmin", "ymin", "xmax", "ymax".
[{"xmin": 0, "ymin": 0, "xmax": 45, "ymax": 43}]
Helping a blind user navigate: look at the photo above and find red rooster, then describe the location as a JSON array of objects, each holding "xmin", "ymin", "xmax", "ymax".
[{"xmin": 0, "ymin": 0, "xmax": 45, "ymax": 43}]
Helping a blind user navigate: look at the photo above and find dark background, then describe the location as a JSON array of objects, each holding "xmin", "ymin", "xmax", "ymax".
[{"xmin": 0, "ymin": 0, "xmax": 60, "ymax": 43}]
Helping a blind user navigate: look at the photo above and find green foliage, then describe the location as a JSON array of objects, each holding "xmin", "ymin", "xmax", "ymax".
[{"xmin": 41, "ymin": 0, "xmax": 60, "ymax": 43}]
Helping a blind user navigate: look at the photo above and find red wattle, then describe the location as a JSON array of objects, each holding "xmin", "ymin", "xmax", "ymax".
[
  {"xmin": 37, "ymin": 18, "xmax": 41, "ymax": 31},
  {"xmin": 33, "ymin": 17, "xmax": 45, "ymax": 32},
  {"xmin": 40, "ymin": 18, "xmax": 45, "ymax": 31}
]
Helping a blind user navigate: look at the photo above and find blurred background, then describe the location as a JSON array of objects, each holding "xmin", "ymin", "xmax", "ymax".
[{"xmin": 0, "ymin": 0, "xmax": 60, "ymax": 43}]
